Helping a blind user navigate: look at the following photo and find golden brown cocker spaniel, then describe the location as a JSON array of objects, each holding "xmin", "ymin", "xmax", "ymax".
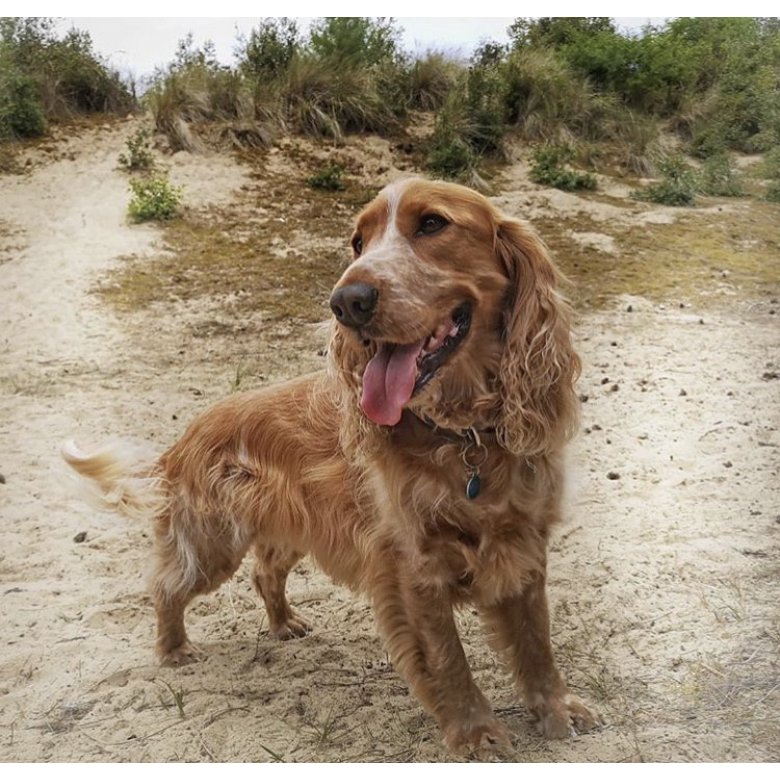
[{"xmin": 64, "ymin": 178, "xmax": 600, "ymax": 753}]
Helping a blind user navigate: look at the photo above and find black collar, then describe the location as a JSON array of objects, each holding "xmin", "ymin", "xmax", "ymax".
[
  {"xmin": 407, "ymin": 410, "xmax": 497, "ymax": 443},
  {"xmin": 406, "ymin": 411, "xmax": 495, "ymax": 500}
]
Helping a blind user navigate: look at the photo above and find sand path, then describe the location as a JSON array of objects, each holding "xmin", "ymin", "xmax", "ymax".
[{"xmin": 0, "ymin": 121, "xmax": 778, "ymax": 762}]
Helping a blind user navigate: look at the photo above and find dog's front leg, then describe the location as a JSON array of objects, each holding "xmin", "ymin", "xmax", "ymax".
[
  {"xmin": 370, "ymin": 560, "xmax": 510, "ymax": 754},
  {"xmin": 479, "ymin": 570, "xmax": 600, "ymax": 738}
]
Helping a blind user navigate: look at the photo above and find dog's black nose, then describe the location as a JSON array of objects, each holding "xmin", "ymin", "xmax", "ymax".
[{"xmin": 329, "ymin": 283, "xmax": 378, "ymax": 328}]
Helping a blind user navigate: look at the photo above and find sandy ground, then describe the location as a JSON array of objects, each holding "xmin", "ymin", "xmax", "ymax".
[{"xmin": 1, "ymin": 120, "xmax": 778, "ymax": 763}]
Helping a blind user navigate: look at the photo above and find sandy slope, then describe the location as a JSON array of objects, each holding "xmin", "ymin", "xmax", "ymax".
[{"xmin": 0, "ymin": 120, "xmax": 778, "ymax": 762}]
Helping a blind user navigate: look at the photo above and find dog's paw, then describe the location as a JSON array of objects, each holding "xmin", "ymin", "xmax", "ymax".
[
  {"xmin": 157, "ymin": 641, "xmax": 206, "ymax": 667},
  {"xmin": 270, "ymin": 612, "xmax": 311, "ymax": 641},
  {"xmin": 444, "ymin": 716, "xmax": 512, "ymax": 756},
  {"xmin": 532, "ymin": 692, "xmax": 601, "ymax": 739}
]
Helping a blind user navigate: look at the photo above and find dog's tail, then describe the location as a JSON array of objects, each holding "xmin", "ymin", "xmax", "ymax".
[{"xmin": 62, "ymin": 439, "xmax": 169, "ymax": 522}]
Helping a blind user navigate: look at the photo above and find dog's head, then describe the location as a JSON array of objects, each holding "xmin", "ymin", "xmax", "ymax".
[{"xmin": 328, "ymin": 178, "xmax": 580, "ymax": 457}]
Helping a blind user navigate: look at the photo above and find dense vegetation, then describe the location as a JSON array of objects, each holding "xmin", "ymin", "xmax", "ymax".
[
  {"xmin": 3, "ymin": 16, "xmax": 780, "ymax": 200},
  {"xmin": 141, "ymin": 16, "xmax": 780, "ymax": 188},
  {"xmin": 0, "ymin": 17, "xmax": 134, "ymax": 141}
]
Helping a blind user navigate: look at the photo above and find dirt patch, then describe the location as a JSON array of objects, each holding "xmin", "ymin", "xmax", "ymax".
[{"xmin": 1, "ymin": 119, "xmax": 778, "ymax": 762}]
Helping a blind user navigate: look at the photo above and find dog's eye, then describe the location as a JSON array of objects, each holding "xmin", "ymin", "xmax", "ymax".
[
  {"xmin": 352, "ymin": 235, "xmax": 363, "ymax": 256},
  {"xmin": 418, "ymin": 214, "xmax": 448, "ymax": 236}
]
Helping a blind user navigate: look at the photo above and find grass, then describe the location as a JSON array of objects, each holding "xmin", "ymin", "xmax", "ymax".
[
  {"xmin": 533, "ymin": 199, "xmax": 780, "ymax": 310},
  {"xmin": 101, "ymin": 151, "xmax": 376, "ymax": 322},
  {"xmin": 100, "ymin": 131, "xmax": 780, "ymax": 327},
  {"xmin": 156, "ymin": 679, "xmax": 186, "ymax": 717}
]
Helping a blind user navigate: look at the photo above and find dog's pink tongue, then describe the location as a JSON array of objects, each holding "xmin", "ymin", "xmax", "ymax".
[{"xmin": 361, "ymin": 340, "xmax": 424, "ymax": 426}]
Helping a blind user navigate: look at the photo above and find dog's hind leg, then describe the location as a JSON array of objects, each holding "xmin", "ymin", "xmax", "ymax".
[
  {"xmin": 251, "ymin": 542, "xmax": 311, "ymax": 640},
  {"xmin": 149, "ymin": 512, "xmax": 249, "ymax": 666}
]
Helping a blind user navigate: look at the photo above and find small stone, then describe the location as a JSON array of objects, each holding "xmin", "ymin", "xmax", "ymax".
[
  {"xmin": 579, "ymin": 394, "xmax": 589, "ymax": 403},
  {"xmin": 626, "ymin": 305, "xmax": 633, "ymax": 313},
  {"xmin": 607, "ymin": 471, "xmax": 621, "ymax": 480},
  {"xmin": 723, "ymin": 461, "xmax": 733, "ymax": 468},
  {"xmin": 679, "ymin": 389, "xmax": 688, "ymax": 396},
  {"xmin": 73, "ymin": 531, "xmax": 87, "ymax": 543},
  {"xmin": 0, "ymin": 473, "xmax": 5, "ymax": 484},
  {"xmin": 601, "ymin": 377, "xmax": 610, "ymax": 385}
]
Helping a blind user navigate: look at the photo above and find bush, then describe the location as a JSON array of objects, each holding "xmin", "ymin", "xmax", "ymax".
[
  {"xmin": 307, "ymin": 163, "xmax": 345, "ymax": 191},
  {"xmin": 425, "ymin": 93, "xmax": 480, "ymax": 180},
  {"xmin": 0, "ymin": 18, "xmax": 134, "ymax": 142},
  {"xmin": 127, "ymin": 174, "xmax": 183, "ymax": 222},
  {"xmin": 530, "ymin": 144, "xmax": 597, "ymax": 190},
  {"xmin": 427, "ymin": 135, "xmax": 475, "ymax": 179},
  {"xmin": 632, "ymin": 153, "xmax": 698, "ymax": 206},
  {"xmin": 698, "ymin": 153, "xmax": 743, "ymax": 196},
  {"xmin": 118, "ymin": 127, "xmax": 154, "ymax": 171},
  {"xmin": 0, "ymin": 70, "xmax": 46, "ymax": 138},
  {"xmin": 763, "ymin": 146, "xmax": 780, "ymax": 202},
  {"xmin": 401, "ymin": 51, "xmax": 459, "ymax": 111},
  {"xmin": 308, "ymin": 17, "xmax": 400, "ymax": 68},
  {"xmin": 280, "ymin": 53, "xmax": 401, "ymax": 140},
  {"xmin": 239, "ymin": 18, "xmax": 300, "ymax": 79},
  {"xmin": 502, "ymin": 48, "xmax": 596, "ymax": 142}
]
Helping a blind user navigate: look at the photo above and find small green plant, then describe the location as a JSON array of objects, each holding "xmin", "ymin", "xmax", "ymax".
[
  {"xmin": 632, "ymin": 153, "xmax": 698, "ymax": 206},
  {"xmin": 699, "ymin": 153, "xmax": 743, "ymax": 197},
  {"xmin": 307, "ymin": 163, "xmax": 345, "ymax": 191},
  {"xmin": 128, "ymin": 173, "xmax": 183, "ymax": 222},
  {"xmin": 427, "ymin": 135, "xmax": 475, "ymax": 179},
  {"xmin": 530, "ymin": 144, "xmax": 597, "ymax": 191},
  {"xmin": 118, "ymin": 127, "xmax": 154, "ymax": 171}
]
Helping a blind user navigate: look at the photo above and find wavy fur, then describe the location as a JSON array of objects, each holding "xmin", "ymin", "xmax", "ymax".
[{"xmin": 64, "ymin": 178, "xmax": 598, "ymax": 754}]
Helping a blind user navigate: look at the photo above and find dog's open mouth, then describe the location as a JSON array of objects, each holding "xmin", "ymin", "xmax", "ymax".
[{"xmin": 360, "ymin": 303, "xmax": 472, "ymax": 426}]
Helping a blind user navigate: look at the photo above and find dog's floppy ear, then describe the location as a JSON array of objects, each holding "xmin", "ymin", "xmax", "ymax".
[{"xmin": 494, "ymin": 218, "xmax": 581, "ymax": 456}]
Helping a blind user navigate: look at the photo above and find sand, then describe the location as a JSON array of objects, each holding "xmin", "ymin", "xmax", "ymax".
[{"xmin": 0, "ymin": 119, "xmax": 778, "ymax": 762}]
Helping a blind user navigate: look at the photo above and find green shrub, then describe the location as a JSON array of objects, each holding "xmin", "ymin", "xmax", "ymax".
[
  {"xmin": 239, "ymin": 17, "xmax": 300, "ymax": 79},
  {"xmin": 0, "ymin": 70, "xmax": 46, "ymax": 138},
  {"xmin": 530, "ymin": 144, "xmax": 597, "ymax": 191},
  {"xmin": 765, "ymin": 181, "xmax": 780, "ymax": 203},
  {"xmin": 699, "ymin": 153, "xmax": 744, "ymax": 196},
  {"xmin": 632, "ymin": 153, "xmax": 698, "ymax": 206},
  {"xmin": 118, "ymin": 127, "xmax": 154, "ymax": 171},
  {"xmin": 308, "ymin": 17, "xmax": 400, "ymax": 68},
  {"xmin": 0, "ymin": 17, "xmax": 134, "ymax": 142},
  {"xmin": 425, "ymin": 92, "xmax": 480, "ymax": 180},
  {"xmin": 502, "ymin": 48, "xmax": 596, "ymax": 142},
  {"xmin": 127, "ymin": 174, "xmax": 183, "ymax": 222},
  {"xmin": 427, "ymin": 135, "xmax": 475, "ymax": 179},
  {"xmin": 307, "ymin": 163, "xmax": 345, "ymax": 191}
]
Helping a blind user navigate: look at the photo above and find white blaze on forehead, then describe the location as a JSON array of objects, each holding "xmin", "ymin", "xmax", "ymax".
[{"xmin": 373, "ymin": 178, "xmax": 415, "ymax": 252}]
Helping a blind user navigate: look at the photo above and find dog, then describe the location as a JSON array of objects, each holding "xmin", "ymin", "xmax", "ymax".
[{"xmin": 64, "ymin": 177, "xmax": 599, "ymax": 753}]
